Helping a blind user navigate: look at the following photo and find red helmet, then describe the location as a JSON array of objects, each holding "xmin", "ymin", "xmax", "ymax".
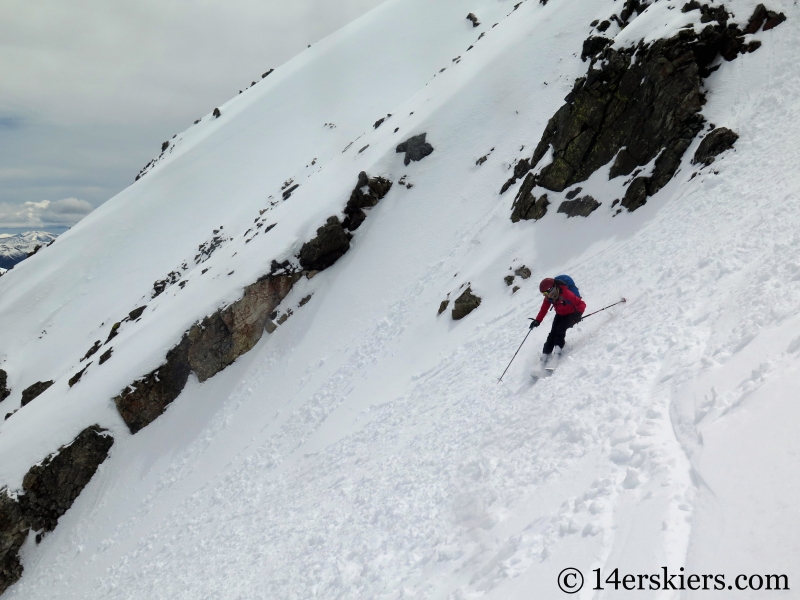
[{"xmin": 539, "ymin": 277, "xmax": 556, "ymax": 293}]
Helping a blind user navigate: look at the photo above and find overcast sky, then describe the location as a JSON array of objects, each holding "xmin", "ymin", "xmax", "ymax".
[{"xmin": 0, "ymin": 0, "xmax": 386, "ymax": 233}]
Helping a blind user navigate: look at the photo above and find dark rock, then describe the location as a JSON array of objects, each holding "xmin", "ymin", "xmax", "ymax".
[
  {"xmin": 26, "ymin": 245, "xmax": 42, "ymax": 258},
  {"xmin": 81, "ymin": 340, "xmax": 101, "ymax": 362},
  {"xmin": 68, "ymin": 364, "xmax": 90, "ymax": 387},
  {"xmin": 438, "ymin": 300, "xmax": 450, "ymax": 315},
  {"xmin": 213, "ymin": 108, "xmax": 221, "ymax": 118},
  {"xmin": 186, "ymin": 274, "xmax": 300, "ymax": 382},
  {"xmin": 18, "ymin": 425, "xmax": 114, "ymax": 533},
  {"xmin": 504, "ymin": 275, "xmax": 515, "ymax": 286},
  {"xmin": 373, "ymin": 118, "xmax": 385, "ymax": 129},
  {"xmin": 396, "ymin": 133, "xmax": 434, "ymax": 166},
  {"xmin": 105, "ymin": 322, "xmax": 121, "ymax": 343},
  {"xmin": 299, "ymin": 217, "xmax": 351, "ymax": 271},
  {"xmin": 20, "ymin": 381, "xmax": 54, "ymax": 407},
  {"xmin": 557, "ymin": 195, "xmax": 601, "ymax": 217},
  {"xmin": 763, "ymin": 9, "xmax": 786, "ymax": 31},
  {"xmin": 128, "ymin": 306, "xmax": 146, "ymax": 321},
  {"xmin": 0, "ymin": 490, "xmax": 27, "ymax": 595},
  {"xmin": 342, "ymin": 172, "xmax": 393, "ymax": 231},
  {"xmin": 114, "ymin": 336, "xmax": 192, "ymax": 434},
  {"xmin": 581, "ymin": 36, "xmax": 612, "ymax": 61},
  {"xmin": 282, "ymin": 184, "xmax": 299, "ymax": 200},
  {"xmin": 621, "ymin": 177, "xmax": 648, "ymax": 212},
  {"xmin": 0, "ymin": 370, "xmax": 9, "ymax": 403},
  {"xmin": 500, "ymin": 158, "xmax": 532, "ymax": 194},
  {"xmin": 512, "ymin": 286, "xmax": 520, "ymax": 293},
  {"xmin": 597, "ymin": 20, "xmax": 611, "ymax": 32},
  {"xmin": 161, "ymin": 141, "xmax": 169, "ymax": 152},
  {"xmin": 692, "ymin": 127, "xmax": 739, "ymax": 165},
  {"xmin": 514, "ymin": 266, "xmax": 532, "ymax": 279},
  {"xmin": 510, "ymin": 173, "xmax": 550, "ymax": 222},
  {"xmin": 476, "ymin": 155, "xmax": 487, "ymax": 166},
  {"xmin": 466, "ymin": 13, "xmax": 480, "ymax": 27},
  {"xmin": 522, "ymin": 13, "xmax": 766, "ymax": 212},
  {"xmin": 262, "ymin": 69, "xmax": 274, "ymax": 78},
  {"xmin": 565, "ymin": 187, "xmax": 583, "ymax": 200},
  {"xmin": 99, "ymin": 348, "xmax": 113, "ymax": 365},
  {"xmin": 451, "ymin": 288, "xmax": 481, "ymax": 320}
]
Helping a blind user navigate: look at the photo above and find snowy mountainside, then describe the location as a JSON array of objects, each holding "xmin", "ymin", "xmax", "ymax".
[
  {"xmin": 0, "ymin": 232, "xmax": 57, "ymax": 270},
  {"xmin": 1, "ymin": 0, "xmax": 799, "ymax": 597}
]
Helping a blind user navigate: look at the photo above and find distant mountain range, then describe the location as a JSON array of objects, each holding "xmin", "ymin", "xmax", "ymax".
[{"xmin": 0, "ymin": 231, "xmax": 57, "ymax": 270}]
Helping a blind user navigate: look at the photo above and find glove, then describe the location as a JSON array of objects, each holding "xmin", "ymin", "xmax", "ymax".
[
  {"xmin": 529, "ymin": 319, "xmax": 540, "ymax": 329},
  {"xmin": 573, "ymin": 312, "xmax": 583, "ymax": 324}
]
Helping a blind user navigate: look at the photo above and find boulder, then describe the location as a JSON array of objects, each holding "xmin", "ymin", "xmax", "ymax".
[
  {"xmin": 20, "ymin": 381, "xmax": 54, "ymax": 407},
  {"xmin": 557, "ymin": 196, "xmax": 601, "ymax": 217},
  {"xmin": 396, "ymin": 134, "xmax": 434, "ymax": 166},
  {"xmin": 452, "ymin": 288, "xmax": 482, "ymax": 320},
  {"xmin": 692, "ymin": 127, "xmax": 739, "ymax": 165},
  {"xmin": 0, "ymin": 490, "xmax": 26, "ymax": 595},
  {"xmin": 0, "ymin": 370, "xmax": 9, "ymax": 402},
  {"xmin": 298, "ymin": 217, "xmax": 351, "ymax": 271},
  {"xmin": 342, "ymin": 172, "xmax": 393, "ymax": 231},
  {"xmin": 511, "ymin": 174, "xmax": 549, "ymax": 222}
]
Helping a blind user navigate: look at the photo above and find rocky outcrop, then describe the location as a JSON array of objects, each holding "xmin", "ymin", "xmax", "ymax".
[
  {"xmin": 114, "ymin": 336, "xmax": 192, "ymax": 434},
  {"xmin": 558, "ymin": 196, "xmax": 601, "ymax": 217},
  {"xmin": 19, "ymin": 426, "xmax": 114, "ymax": 533},
  {"xmin": 342, "ymin": 172, "xmax": 393, "ymax": 231},
  {"xmin": 0, "ymin": 426, "xmax": 113, "ymax": 594},
  {"xmin": 503, "ymin": 4, "xmax": 783, "ymax": 214},
  {"xmin": 187, "ymin": 274, "xmax": 300, "ymax": 382},
  {"xmin": 298, "ymin": 217, "xmax": 351, "ymax": 271},
  {"xmin": 692, "ymin": 127, "xmax": 739, "ymax": 166},
  {"xmin": 0, "ymin": 371, "xmax": 9, "ymax": 403},
  {"xmin": 20, "ymin": 381, "xmax": 54, "ymax": 407},
  {"xmin": 511, "ymin": 174, "xmax": 549, "ymax": 222},
  {"xmin": 452, "ymin": 288, "xmax": 481, "ymax": 320},
  {"xmin": 396, "ymin": 134, "xmax": 434, "ymax": 166},
  {"xmin": 0, "ymin": 491, "xmax": 26, "ymax": 595}
]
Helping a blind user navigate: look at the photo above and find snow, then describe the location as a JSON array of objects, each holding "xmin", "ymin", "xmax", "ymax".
[
  {"xmin": 0, "ymin": 231, "xmax": 57, "ymax": 269},
  {"xmin": 1, "ymin": 0, "xmax": 799, "ymax": 597}
]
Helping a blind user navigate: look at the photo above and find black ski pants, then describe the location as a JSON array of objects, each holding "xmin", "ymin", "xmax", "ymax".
[{"xmin": 543, "ymin": 313, "xmax": 578, "ymax": 354}]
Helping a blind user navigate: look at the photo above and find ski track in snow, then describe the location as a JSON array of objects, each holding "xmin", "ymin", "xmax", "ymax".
[{"xmin": 3, "ymin": 0, "xmax": 800, "ymax": 598}]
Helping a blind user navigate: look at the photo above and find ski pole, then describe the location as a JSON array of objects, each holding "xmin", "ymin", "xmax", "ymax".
[
  {"xmin": 582, "ymin": 297, "xmax": 627, "ymax": 320},
  {"xmin": 497, "ymin": 322, "xmax": 535, "ymax": 383}
]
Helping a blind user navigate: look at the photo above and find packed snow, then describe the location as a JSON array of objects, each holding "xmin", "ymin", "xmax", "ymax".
[{"xmin": 0, "ymin": 0, "xmax": 798, "ymax": 598}]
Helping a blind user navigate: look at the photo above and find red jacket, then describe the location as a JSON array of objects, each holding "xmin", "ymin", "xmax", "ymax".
[{"xmin": 535, "ymin": 283, "xmax": 586, "ymax": 322}]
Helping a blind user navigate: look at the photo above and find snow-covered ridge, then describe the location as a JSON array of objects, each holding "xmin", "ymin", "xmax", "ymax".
[
  {"xmin": 0, "ymin": 232, "xmax": 57, "ymax": 270},
  {"xmin": 1, "ymin": 0, "xmax": 799, "ymax": 597}
]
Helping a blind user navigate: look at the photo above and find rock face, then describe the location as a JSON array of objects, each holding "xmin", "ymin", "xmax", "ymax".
[
  {"xmin": 0, "ymin": 491, "xmax": 26, "ymax": 595},
  {"xmin": 0, "ymin": 426, "xmax": 113, "ymax": 594},
  {"xmin": 557, "ymin": 196, "xmax": 601, "ymax": 218},
  {"xmin": 342, "ymin": 172, "xmax": 393, "ymax": 231},
  {"xmin": 692, "ymin": 127, "xmax": 739, "ymax": 165},
  {"xmin": 20, "ymin": 381, "xmax": 54, "ymax": 407},
  {"xmin": 19, "ymin": 426, "xmax": 114, "ymax": 533},
  {"xmin": 0, "ymin": 371, "xmax": 9, "ymax": 403},
  {"xmin": 114, "ymin": 337, "xmax": 192, "ymax": 434},
  {"xmin": 451, "ymin": 288, "xmax": 482, "ymax": 320},
  {"xmin": 511, "ymin": 174, "xmax": 549, "ymax": 222},
  {"xmin": 396, "ymin": 134, "xmax": 434, "ymax": 166},
  {"xmin": 298, "ymin": 217, "xmax": 351, "ymax": 271},
  {"xmin": 503, "ymin": 4, "xmax": 783, "ymax": 214},
  {"xmin": 187, "ymin": 274, "xmax": 300, "ymax": 382}
]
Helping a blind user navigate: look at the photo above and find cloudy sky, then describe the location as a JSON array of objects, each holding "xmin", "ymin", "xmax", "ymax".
[{"xmin": 0, "ymin": 0, "xmax": 386, "ymax": 233}]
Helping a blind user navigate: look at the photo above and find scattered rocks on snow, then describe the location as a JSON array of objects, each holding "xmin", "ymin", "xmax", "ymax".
[
  {"xmin": 515, "ymin": 266, "xmax": 532, "ymax": 279},
  {"xmin": 692, "ymin": 127, "xmax": 739, "ymax": 165},
  {"xmin": 342, "ymin": 172, "xmax": 393, "ymax": 231},
  {"xmin": 396, "ymin": 134, "xmax": 434, "ymax": 166},
  {"xmin": 81, "ymin": 340, "xmax": 101, "ymax": 362},
  {"xmin": 558, "ymin": 196, "xmax": 601, "ymax": 218},
  {"xmin": 20, "ymin": 381, "xmax": 54, "ymax": 407},
  {"xmin": 451, "ymin": 288, "xmax": 482, "ymax": 320},
  {"xmin": 743, "ymin": 3, "xmax": 786, "ymax": 32},
  {"xmin": 510, "ymin": 174, "xmax": 549, "ymax": 222},
  {"xmin": 0, "ymin": 371, "xmax": 9, "ymax": 402}
]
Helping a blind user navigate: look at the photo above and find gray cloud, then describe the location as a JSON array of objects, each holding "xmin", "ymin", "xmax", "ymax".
[
  {"xmin": 0, "ymin": 198, "xmax": 94, "ymax": 228},
  {"xmin": 0, "ymin": 0, "xmax": 386, "ymax": 225}
]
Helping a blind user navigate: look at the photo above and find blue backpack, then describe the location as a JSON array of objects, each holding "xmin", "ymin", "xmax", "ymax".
[{"xmin": 554, "ymin": 274, "xmax": 581, "ymax": 299}]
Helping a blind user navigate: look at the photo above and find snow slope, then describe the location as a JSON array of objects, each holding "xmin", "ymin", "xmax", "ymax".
[{"xmin": 1, "ymin": 0, "xmax": 799, "ymax": 598}]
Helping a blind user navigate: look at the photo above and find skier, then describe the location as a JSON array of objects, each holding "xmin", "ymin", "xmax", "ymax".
[{"xmin": 529, "ymin": 276, "xmax": 585, "ymax": 360}]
